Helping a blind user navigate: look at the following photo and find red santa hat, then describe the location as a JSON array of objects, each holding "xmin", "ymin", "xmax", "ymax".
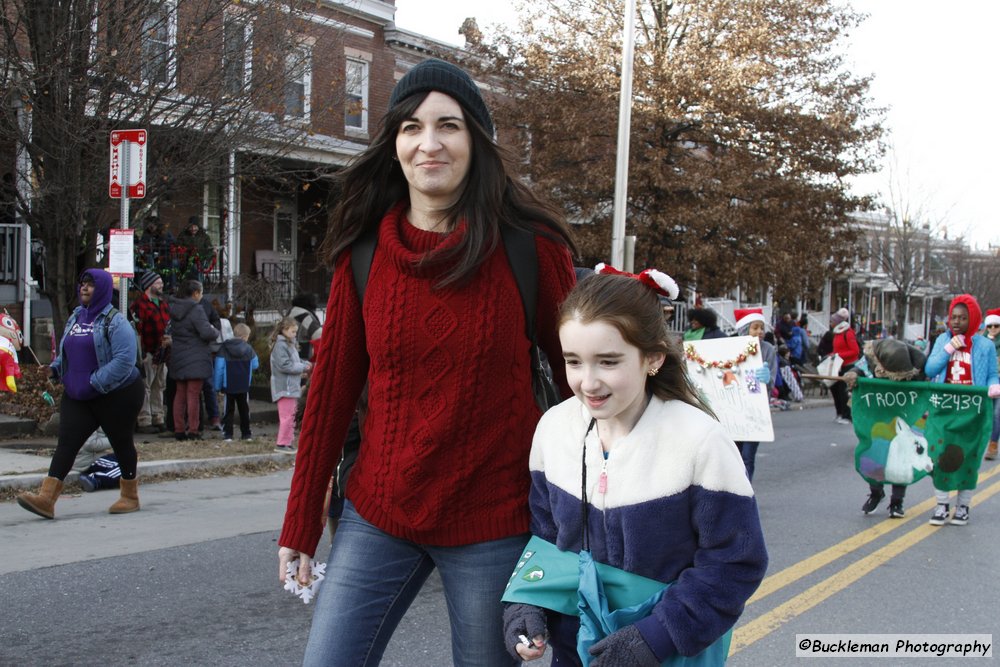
[
  {"xmin": 985, "ymin": 308, "xmax": 1000, "ymax": 327},
  {"xmin": 734, "ymin": 307, "xmax": 766, "ymax": 332}
]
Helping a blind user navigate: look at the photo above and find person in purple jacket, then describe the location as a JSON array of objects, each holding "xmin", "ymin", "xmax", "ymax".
[
  {"xmin": 504, "ymin": 268, "xmax": 767, "ymax": 665},
  {"xmin": 17, "ymin": 268, "xmax": 145, "ymax": 519}
]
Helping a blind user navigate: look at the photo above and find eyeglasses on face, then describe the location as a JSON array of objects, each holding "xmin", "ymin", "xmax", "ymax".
[{"xmin": 987, "ymin": 324, "xmax": 1000, "ymax": 328}]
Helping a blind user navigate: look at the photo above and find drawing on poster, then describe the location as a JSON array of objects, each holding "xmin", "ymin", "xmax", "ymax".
[{"xmin": 684, "ymin": 335, "xmax": 774, "ymax": 442}]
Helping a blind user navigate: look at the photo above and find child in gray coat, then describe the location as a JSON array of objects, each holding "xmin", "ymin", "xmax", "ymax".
[{"xmin": 270, "ymin": 316, "xmax": 311, "ymax": 453}]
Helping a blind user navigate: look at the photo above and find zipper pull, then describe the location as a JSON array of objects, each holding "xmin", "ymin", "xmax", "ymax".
[{"xmin": 597, "ymin": 459, "xmax": 608, "ymax": 494}]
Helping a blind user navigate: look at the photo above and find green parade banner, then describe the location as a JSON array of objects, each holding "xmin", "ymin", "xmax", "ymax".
[{"xmin": 853, "ymin": 378, "xmax": 992, "ymax": 491}]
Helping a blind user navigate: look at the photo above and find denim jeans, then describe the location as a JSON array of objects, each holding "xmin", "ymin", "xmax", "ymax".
[
  {"xmin": 302, "ymin": 501, "xmax": 526, "ymax": 667},
  {"xmin": 992, "ymin": 397, "xmax": 1000, "ymax": 443},
  {"xmin": 735, "ymin": 441, "xmax": 759, "ymax": 481}
]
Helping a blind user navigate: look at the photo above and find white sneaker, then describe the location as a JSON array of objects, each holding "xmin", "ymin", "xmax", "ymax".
[{"xmin": 835, "ymin": 417, "xmax": 851, "ymax": 425}]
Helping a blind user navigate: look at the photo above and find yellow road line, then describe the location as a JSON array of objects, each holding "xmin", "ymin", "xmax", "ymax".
[
  {"xmin": 748, "ymin": 463, "xmax": 1000, "ymax": 605},
  {"xmin": 731, "ymin": 473, "xmax": 1000, "ymax": 655}
]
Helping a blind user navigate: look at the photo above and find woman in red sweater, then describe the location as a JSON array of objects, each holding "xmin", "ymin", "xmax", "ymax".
[
  {"xmin": 828, "ymin": 308, "xmax": 860, "ymax": 424},
  {"xmin": 277, "ymin": 59, "xmax": 576, "ymax": 666}
]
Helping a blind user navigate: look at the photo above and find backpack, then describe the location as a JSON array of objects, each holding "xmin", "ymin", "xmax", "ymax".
[
  {"xmin": 351, "ymin": 225, "xmax": 561, "ymax": 412},
  {"xmin": 104, "ymin": 307, "xmax": 145, "ymax": 377}
]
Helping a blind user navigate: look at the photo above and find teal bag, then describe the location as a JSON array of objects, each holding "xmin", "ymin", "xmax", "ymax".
[{"xmin": 502, "ymin": 535, "xmax": 730, "ymax": 666}]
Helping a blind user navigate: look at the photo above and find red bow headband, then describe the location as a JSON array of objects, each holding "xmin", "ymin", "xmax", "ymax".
[{"xmin": 594, "ymin": 264, "xmax": 679, "ymax": 300}]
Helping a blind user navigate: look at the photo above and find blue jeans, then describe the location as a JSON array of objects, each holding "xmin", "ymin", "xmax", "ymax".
[
  {"xmin": 303, "ymin": 501, "xmax": 527, "ymax": 667},
  {"xmin": 736, "ymin": 441, "xmax": 759, "ymax": 481},
  {"xmin": 992, "ymin": 398, "xmax": 1000, "ymax": 443}
]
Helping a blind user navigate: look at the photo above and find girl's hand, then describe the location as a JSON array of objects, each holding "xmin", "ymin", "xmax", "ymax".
[
  {"xmin": 949, "ymin": 335, "xmax": 965, "ymax": 350},
  {"xmin": 278, "ymin": 546, "xmax": 312, "ymax": 586},
  {"xmin": 503, "ymin": 603, "xmax": 548, "ymax": 661}
]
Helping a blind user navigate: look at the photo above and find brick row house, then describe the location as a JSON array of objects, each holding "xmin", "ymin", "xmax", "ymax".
[{"xmin": 0, "ymin": 0, "xmax": 467, "ymax": 346}]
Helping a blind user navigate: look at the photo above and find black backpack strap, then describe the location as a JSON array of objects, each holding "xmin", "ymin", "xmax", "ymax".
[
  {"xmin": 499, "ymin": 225, "xmax": 537, "ymax": 340},
  {"xmin": 351, "ymin": 227, "xmax": 379, "ymax": 306}
]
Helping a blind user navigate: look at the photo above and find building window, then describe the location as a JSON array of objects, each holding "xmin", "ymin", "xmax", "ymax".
[
  {"xmin": 345, "ymin": 57, "xmax": 368, "ymax": 132},
  {"xmin": 223, "ymin": 16, "xmax": 252, "ymax": 95},
  {"xmin": 203, "ymin": 180, "xmax": 223, "ymax": 246},
  {"xmin": 142, "ymin": 0, "xmax": 176, "ymax": 86},
  {"xmin": 274, "ymin": 199, "xmax": 295, "ymax": 256},
  {"xmin": 284, "ymin": 46, "xmax": 312, "ymax": 121}
]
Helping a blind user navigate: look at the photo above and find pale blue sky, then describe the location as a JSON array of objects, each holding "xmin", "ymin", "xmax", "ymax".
[{"xmin": 394, "ymin": 1, "xmax": 999, "ymax": 249}]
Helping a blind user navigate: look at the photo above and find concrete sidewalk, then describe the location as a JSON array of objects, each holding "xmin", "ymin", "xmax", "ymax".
[
  {"xmin": 1, "ymin": 394, "xmax": 836, "ymax": 492},
  {"xmin": 0, "ymin": 398, "xmax": 285, "ymax": 492}
]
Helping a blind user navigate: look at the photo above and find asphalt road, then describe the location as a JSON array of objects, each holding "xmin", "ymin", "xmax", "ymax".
[{"xmin": 1, "ymin": 408, "xmax": 998, "ymax": 666}]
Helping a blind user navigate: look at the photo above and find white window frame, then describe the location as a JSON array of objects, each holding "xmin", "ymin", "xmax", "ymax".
[
  {"xmin": 141, "ymin": 0, "xmax": 177, "ymax": 87},
  {"xmin": 203, "ymin": 180, "xmax": 223, "ymax": 247},
  {"xmin": 345, "ymin": 56, "xmax": 369, "ymax": 134},
  {"xmin": 222, "ymin": 13, "xmax": 253, "ymax": 96},
  {"xmin": 284, "ymin": 44, "xmax": 312, "ymax": 122}
]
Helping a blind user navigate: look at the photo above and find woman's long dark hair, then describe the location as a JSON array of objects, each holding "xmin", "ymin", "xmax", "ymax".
[
  {"xmin": 318, "ymin": 91, "xmax": 576, "ymax": 286},
  {"xmin": 559, "ymin": 274, "xmax": 715, "ymax": 417}
]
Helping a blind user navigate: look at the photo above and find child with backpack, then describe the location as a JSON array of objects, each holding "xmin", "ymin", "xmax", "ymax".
[{"xmin": 214, "ymin": 323, "xmax": 259, "ymax": 442}]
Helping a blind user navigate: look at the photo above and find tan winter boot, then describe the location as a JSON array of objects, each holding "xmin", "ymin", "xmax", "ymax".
[
  {"xmin": 986, "ymin": 441, "xmax": 998, "ymax": 461},
  {"xmin": 109, "ymin": 478, "xmax": 140, "ymax": 514},
  {"xmin": 16, "ymin": 476, "xmax": 64, "ymax": 519}
]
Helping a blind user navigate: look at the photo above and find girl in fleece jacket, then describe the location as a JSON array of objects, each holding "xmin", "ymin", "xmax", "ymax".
[
  {"xmin": 924, "ymin": 294, "xmax": 1000, "ymax": 526},
  {"xmin": 504, "ymin": 268, "xmax": 767, "ymax": 666}
]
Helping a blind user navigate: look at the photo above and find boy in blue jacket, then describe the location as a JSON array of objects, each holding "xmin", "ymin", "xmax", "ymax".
[{"xmin": 213, "ymin": 323, "xmax": 259, "ymax": 442}]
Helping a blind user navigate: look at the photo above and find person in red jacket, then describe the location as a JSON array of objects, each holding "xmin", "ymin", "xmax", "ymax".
[
  {"xmin": 276, "ymin": 58, "xmax": 577, "ymax": 667},
  {"xmin": 828, "ymin": 307, "xmax": 860, "ymax": 424}
]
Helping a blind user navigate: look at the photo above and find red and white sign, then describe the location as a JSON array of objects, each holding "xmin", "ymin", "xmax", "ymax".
[{"xmin": 109, "ymin": 129, "xmax": 147, "ymax": 199}]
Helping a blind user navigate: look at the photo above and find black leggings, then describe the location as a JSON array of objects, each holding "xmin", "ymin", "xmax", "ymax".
[{"xmin": 49, "ymin": 376, "xmax": 146, "ymax": 481}]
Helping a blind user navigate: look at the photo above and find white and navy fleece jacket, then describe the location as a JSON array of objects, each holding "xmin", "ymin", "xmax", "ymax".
[{"xmin": 529, "ymin": 395, "xmax": 768, "ymax": 661}]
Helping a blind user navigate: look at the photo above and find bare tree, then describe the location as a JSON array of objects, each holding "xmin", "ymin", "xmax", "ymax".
[
  {"xmin": 0, "ymin": 0, "xmax": 345, "ymax": 333},
  {"xmin": 468, "ymin": 0, "xmax": 885, "ymax": 297}
]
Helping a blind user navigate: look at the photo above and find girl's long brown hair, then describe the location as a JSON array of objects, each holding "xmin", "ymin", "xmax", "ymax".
[
  {"xmin": 558, "ymin": 274, "xmax": 714, "ymax": 417},
  {"xmin": 318, "ymin": 91, "xmax": 576, "ymax": 286}
]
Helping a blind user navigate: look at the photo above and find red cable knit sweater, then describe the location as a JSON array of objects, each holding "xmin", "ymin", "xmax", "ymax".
[{"xmin": 279, "ymin": 203, "xmax": 575, "ymax": 556}]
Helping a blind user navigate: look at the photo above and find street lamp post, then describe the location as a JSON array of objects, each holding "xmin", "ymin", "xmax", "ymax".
[{"xmin": 609, "ymin": 0, "xmax": 638, "ymax": 269}]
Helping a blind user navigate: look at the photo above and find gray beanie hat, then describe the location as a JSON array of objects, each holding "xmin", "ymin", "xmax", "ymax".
[
  {"xmin": 139, "ymin": 271, "xmax": 162, "ymax": 291},
  {"xmin": 389, "ymin": 58, "xmax": 495, "ymax": 136}
]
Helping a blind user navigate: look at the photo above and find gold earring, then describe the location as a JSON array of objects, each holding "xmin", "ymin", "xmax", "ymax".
[{"xmin": 648, "ymin": 367, "xmax": 660, "ymax": 377}]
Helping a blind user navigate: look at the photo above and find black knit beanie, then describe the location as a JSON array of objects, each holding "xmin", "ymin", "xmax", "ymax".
[{"xmin": 389, "ymin": 58, "xmax": 495, "ymax": 137}]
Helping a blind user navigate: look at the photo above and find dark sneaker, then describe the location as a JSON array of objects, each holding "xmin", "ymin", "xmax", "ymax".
[
  {"xmin": 275, "ymin": 445, "xmax": 296, "ymax": 453},
  {"xmin": 888, "ymin": 501, "xmax": 905, "ymax": 518},
  {"xmin": 186, "ymin": 432, "xmax": 203, "ymax": 441},
  {"xmin": 862, "ymin": 490, "xmax": 885, "ymax": 514},
  {"xmin": 174, "ymin": 432, "xmax": 188, "ymax": 441},
  {"xmin": 136, "ymin": 424, "xmax": 160, "ymax": 434},
  {"xmin": 79, "ymin": 474, "xmax": 97, "ymax": 493},
  {"xmin": 929, "ymin": 503, "xmax": 950, "ymax": 526},
  {"xmin": 951, "ymin": 505, "xmax": 969, "ymax": 526}
]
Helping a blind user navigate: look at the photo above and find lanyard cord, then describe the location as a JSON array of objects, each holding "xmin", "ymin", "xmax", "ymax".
[{"xmin": 581, "ymin": 417, "xmax": 597, "ymax": 552}]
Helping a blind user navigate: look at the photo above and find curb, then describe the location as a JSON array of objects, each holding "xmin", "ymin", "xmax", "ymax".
[{"xmin": 0, "ymin": 453, "xmax": 292, "ymax": 492}]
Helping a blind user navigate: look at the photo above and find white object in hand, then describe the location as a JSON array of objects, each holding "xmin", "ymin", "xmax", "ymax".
[{"xmin": 284, "ymin": 559, "xmax": 327, "ymax": 604}]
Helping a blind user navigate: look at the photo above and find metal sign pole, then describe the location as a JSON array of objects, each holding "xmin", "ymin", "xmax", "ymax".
[{"xmin": 119, "ymin": 140, "xmax": 130, "ymax": 314}]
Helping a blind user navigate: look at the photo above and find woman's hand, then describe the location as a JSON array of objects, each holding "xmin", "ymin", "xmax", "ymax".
[
  {"xmin": 278, "ymin": 546, "xmax": 312, "ymax": 586},
  {"xmin": 502, "ymin": 603, "xmax": 548, "ymax": 661}
]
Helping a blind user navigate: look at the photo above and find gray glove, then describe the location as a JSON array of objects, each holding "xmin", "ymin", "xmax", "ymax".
[
  {"xmin": 502, "ymin": 603, "xmax": 547, "ymax": 659},
  {"xmin": 588, "ymin": 624, "xmax": 659, "ymax": 667}
]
